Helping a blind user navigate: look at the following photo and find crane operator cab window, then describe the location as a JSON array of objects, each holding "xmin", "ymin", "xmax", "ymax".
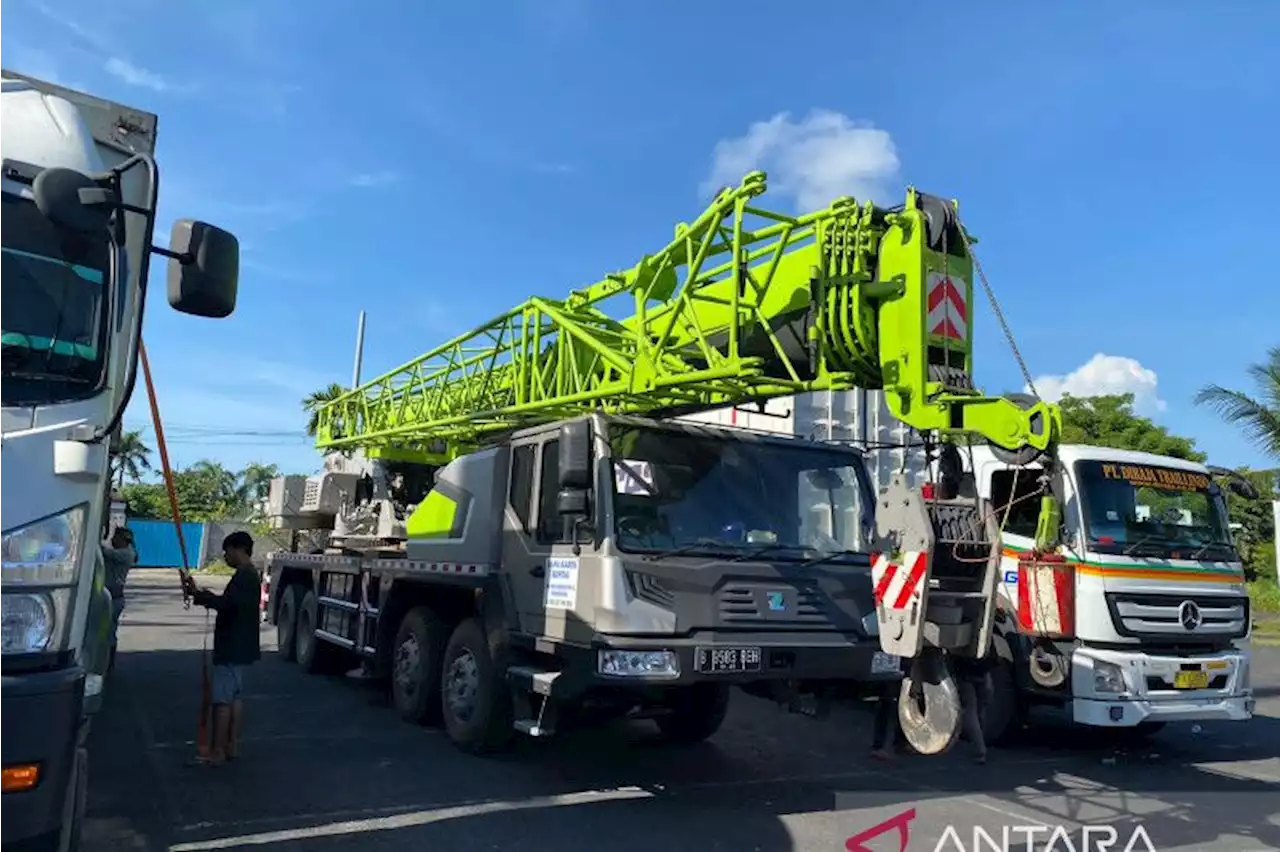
[
  {"xmin": 605, "ymin": 422, "xmax": 875, "ymax": 565},
  {"xmin": 1, "ymin": 193, "xmax": 111, "ymax": 407}
]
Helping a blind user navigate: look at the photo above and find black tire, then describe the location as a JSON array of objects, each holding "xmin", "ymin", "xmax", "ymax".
[
  {"xmin": 655, "ymin": 683, "xmax": 731, "ymax": 745},
  {"xmin": 276, "ymin": 584, "xmax": 300, "ymax": 662},
  {"xmin": 57, "ymin": 747, "xmax": 87, "ymax": 852},
  {"xmin": 296, "ymin": 589, "xmax": 338, "ymax": 675},
  {"xmin": 982, "ymin": 657, "xmax": 1019, "ymax": 745},
  {"xmin": 440, "ymin": 618, "xmax": 514, "ymax": 754},
  {"xmin": 391, "ymin": 607, "xmax": 449, "ymax": 726}
]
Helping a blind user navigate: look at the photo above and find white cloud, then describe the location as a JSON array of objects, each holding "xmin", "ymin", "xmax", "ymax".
[
  {"xmin": 347, "ymin": 171, "xmax": 402, "ymax": 189},
  {"xmin": 103, "ymin": 57, "xmax": 174, "ymax": 92},
  {"xmin": 1028, "ymin": 353, "xmax": 1167, "ymax": 415},
  {"xmin": 700, "ymin": 110, "xmax": 900, "ymax": 210}
]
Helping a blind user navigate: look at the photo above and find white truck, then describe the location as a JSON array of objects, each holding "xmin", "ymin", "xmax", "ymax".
[
  {"xmin": 1, "ymin": 70, "xmax": 239, "ymax": 851},
  {"xmin": 683, "ymin": 393, "xmax": 1257, "ymax": 741}
]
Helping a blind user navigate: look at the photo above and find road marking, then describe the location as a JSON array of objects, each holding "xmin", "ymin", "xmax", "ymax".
[{"xmin": 168, "ymin": 788, "xmax": 658, "ymax": 850}]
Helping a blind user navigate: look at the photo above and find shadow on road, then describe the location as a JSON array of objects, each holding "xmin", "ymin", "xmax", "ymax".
[{"xmin": 82, "ymin": 637, "xmax": 1280, "ymax": 852}]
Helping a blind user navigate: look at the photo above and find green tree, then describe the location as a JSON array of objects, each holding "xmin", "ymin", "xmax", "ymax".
[
  {"xmin": 238, "ymin": 461, "xmax": 281, "ymax": 503},
  {"xmin": 1194, "ymin": 349, "xmax": 1280, "ymax": 585},
  {"xmin": 303, "ymin": 383, "xmax": 348, "ymax": 438},
  {"xmin": 110, "ymin": 429, "xmax": 153, "ymax": 487},
  {"xmin": 1194, "ymin": 346, "xmax": 1280, "ymax": 460},
  {"xmin": 1057, "ymin": 393, "xmax": 1206, "ymax": 461},
  {"xmin": 118, "ymin": 481, "xmax": 168, "ymax": 520}
]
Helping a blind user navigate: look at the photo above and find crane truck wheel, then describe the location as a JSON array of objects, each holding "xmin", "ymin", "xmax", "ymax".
[
  {"xmin": 897, "ymin": 649, "xmax": 962, "ymax": 755},
  {"xmin": 440, "ymin": 617, "xmax": 515, "ymax": 754},
  {"xmin": 296, "ymin": 589, "xmax": 342, "ymax": 675},
  {"xmin": 276, "ymin": 584, "xmax": 300, "ymax": 662},
  {"xmin": 981, "ymin": 656, "xmax": 1020, "ymax": 746},
  {"xmin": 654, "ymin": 683, "xmax": 731, "ymax": 745},
  {"xmin": 390, "ymin": 606, "xmax": 448, "ymax": 726}
]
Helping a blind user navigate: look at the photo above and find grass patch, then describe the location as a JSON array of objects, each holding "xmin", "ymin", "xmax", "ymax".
[
  {"xmin": 196, "ymin": 559, "xmax": 237, "ymax": 576},
  {"xmin": 1248, "ymin": 578, "xmax": 1280, "ymax": 615}
]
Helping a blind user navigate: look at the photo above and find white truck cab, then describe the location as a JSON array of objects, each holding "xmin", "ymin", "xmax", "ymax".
[
  {"xmin": 1, "ymin": 70, "xmax": 239, "ymax": 851},
  {"xmin": 969, "ymin": 444, "xmax": 1254, "ymax": 738}
]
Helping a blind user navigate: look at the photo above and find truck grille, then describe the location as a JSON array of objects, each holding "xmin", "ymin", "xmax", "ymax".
[
  {"xmin": 1105, "ymin": 591, "xmax": 1249, "ymax": 642},
  {"xmin": 718, "ymin": 583, "xmax": 828, "ymax": 626}
]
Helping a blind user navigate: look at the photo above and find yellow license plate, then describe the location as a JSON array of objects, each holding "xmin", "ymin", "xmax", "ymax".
[{"xmin": 1174, "ymin": 670, "xmax": 1210, "ymax": 689}]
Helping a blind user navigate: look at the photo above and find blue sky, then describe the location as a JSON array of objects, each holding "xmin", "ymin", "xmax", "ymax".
[{"xmin": 5, "ymin": 0, "xmax": 1277, "ymax": 477}]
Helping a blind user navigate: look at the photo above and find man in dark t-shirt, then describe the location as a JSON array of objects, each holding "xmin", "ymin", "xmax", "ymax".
[{"xmin": 185, "ymin": 531, "xmax": 261, "ymax": 765}]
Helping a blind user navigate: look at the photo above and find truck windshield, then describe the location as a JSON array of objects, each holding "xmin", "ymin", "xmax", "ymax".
[
  {"xmin": 608, "ymin": 423, "xmax": 874, "ymax": 561},
  {"xmin": 1, "ymin": 193, "xmax": 110, "ymax": 406},
  {"xmin": 1074, "ymin": 460, "xmax": 1237, "ymax": 560}
]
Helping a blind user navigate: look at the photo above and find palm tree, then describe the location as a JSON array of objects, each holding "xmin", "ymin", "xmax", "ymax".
[
  {"xmin": 238, "ymin": 462, "xmax": 280, "ymax": 503},
  {"xmin": 303, "ymin": 383, "xmax": 348, "ymax": 437},
  {"xmin": 1194, "ymin": 346, "xmax": 1280, "ymax": 460},
  {"xmin": 188, "ymin": 459, "xmax": 240, "ymax": 509},
  {"xmin": 110, "ymin": 429, "xmax": 153, "ymax": 486}
]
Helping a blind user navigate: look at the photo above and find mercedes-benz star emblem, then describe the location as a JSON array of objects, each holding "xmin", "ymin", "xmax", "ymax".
[{"xmin": 1178, "ymin": 600, "xmax": 1203, "ymax": 631}]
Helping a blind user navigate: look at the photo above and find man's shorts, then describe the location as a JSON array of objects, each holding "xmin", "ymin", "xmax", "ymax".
[{"xmin": 210, "ymin": 664, "xmax": 247, "ymax": 705}]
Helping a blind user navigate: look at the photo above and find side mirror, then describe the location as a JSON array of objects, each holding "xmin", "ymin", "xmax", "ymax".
[
  {"xmin": 558, "ymin": 420, "xmax": 592, "ymax": 490},
  {"xmin": 33, "ymin": 167, "xmax": 113, "ymax": 234},
  {"xmin": 557, "ymin": 488, "xmax": 588, "ymax": 516},
  {"xmin": 1227, "ymin": 477, "xmax": 1261, "ymax": 501},
  {"xmin": 166, "ymin": 219, "xmax": 239, "ymax": 318}
]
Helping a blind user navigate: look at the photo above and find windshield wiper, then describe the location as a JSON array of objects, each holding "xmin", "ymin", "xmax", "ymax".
[
  {"xmin": 797, "ymin": 549, "xmax": 866, "ymax": 569},
  {"xmin": 642, "ymin": 537, "xmax": 744, "ymax": 562},
  {"xmin": 1121, "ymin": 534, "xmax": 1188, "ymax": 557},
  {"xmin": 728, "ymin": 542, "xmax": 807, "ymax": 563},
  {"xmin": 1186, "ymin": 540, "xmax": 1238, "ymax": 562},
  {"xmin": 1, "ymin": 370, "xmax": 92, "ymax": 384}
]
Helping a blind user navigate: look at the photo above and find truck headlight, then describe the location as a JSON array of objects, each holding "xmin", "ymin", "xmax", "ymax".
[
  {"xmin": 598, "ymin": 650, "xmax": 680, "ymax": 678},
  {"xmin": 1093, "ymin": 660, "xmax": 1126, "ymax": 694},
  {"xmin": 2, "ymin": 506, "xmax": 87, "ymax": 654}
]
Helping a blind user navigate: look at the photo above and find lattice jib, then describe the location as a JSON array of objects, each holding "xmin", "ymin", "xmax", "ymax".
[{"xmin": 313, "ymin": 172, "xmax": 1060, "ymax": 465}]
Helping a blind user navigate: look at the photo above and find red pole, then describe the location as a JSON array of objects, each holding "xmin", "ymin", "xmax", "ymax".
[{"xmin": 138, "ymin": 339, "xmax": 211, "ymax": 758}]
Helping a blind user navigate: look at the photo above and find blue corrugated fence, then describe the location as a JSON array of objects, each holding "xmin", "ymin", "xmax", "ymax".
[{"xmin": 126, "ymin": 519, "xmax": 205, "ymax": 569}]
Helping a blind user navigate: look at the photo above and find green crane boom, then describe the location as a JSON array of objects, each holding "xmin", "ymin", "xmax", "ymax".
[{"xmin": 316, "ymin": 171, "xmax": 1060, "ymax": 465}]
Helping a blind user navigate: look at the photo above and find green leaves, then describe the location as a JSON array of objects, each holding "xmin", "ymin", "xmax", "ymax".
[{"xmin": 1057, "ymin": 393, "xmax": 1205, "ymax": 462}]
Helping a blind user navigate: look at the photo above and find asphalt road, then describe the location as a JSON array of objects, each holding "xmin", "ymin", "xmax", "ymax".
[{"xmin": 82, "ymin": 570, "xmax": 1280, "ymax": 852}]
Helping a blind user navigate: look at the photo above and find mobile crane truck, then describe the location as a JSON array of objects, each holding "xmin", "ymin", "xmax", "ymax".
[
  {"xmin": 1, "ymin": 70, "xmax": 239, "ymax": 851},
  {"xmin": 264, "ymin": 171, "xmax": 1062, "ymax": 756}
]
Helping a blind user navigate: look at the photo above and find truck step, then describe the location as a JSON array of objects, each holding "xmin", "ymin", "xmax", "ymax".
[
  {"xmin": 506, "ymin": 665, "xmax": 562, "ymax": 697},
  {"xmin": 513, "ymin": 719, "xmax": 556, "ymax": 737}
]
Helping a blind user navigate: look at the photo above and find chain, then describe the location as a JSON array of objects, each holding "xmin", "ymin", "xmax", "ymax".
[{"xmin": 955, "ymin": 224, "xmax": 1039, "ymax": 399}]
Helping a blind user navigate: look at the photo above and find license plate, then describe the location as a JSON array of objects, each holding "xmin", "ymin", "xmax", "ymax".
[
  {"xmin": 871, "ymin": 651, "xmax": 901, "ymax": 675},
  {"xmin": 696, "ymin": 646, "xmax": 762, "ymax": 673},
  {"xmin": 1174, "ymin": 670, "xmax": 1210, "ymax": 690}
]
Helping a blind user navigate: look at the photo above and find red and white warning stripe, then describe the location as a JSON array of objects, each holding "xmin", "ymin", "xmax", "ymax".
[
  {"xmin": 926, "ymin": 272, "xmax": 968, "ymax": 342},
  {"xmin": 871, "ymin": 551, "xmax": 928, "ymax": 610},
  {"xmin": 1015, "ymin": 557, "xmax": 1074, "ymax": 639}
]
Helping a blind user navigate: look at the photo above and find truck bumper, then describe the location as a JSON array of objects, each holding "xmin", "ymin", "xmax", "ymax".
[
  {"xmin": 1068, "ymin": 645, "xmax": 1255, "ymax": 727},
  {"xmin": 581, "ymin": 630, "xmax": 900, "ymax": 689},
  {"xmin": 1, "ymin": 666, "xmax": 86, "ymax": 851}
]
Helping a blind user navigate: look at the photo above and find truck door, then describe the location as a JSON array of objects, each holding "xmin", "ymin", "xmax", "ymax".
[
  {"xmin": 530, "ymin": 437, "xmax": 603, "ymax": 645},
  {"xmin": 502, "ymin": 440, "xmax": 546, "ymax": 638}
]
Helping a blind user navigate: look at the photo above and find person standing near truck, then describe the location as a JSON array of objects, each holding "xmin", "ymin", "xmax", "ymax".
[
  {"xmin": 102, "ymin": 527, "xmax": 136, "ymax": 670},
  {"xmin": 184, "ymin": 531, "xmax": 261, "ymax": 765}
]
